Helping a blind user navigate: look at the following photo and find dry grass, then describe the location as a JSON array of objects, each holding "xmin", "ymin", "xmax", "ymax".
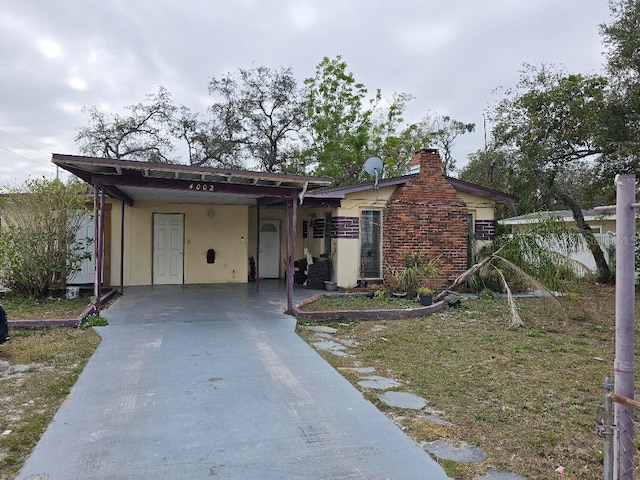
[
  {"xmin": 298, "ymin": 285, "xmax": 635, "ymax": 479},
  {"xmin": 0, "ymin": 328, "xmax": 101, "ymax": 479}
]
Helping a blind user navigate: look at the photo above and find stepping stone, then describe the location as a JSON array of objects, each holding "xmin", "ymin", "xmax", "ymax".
[
  {"xmin": 314, "ymin": 332, "xmax": 335, "ymax": 340},
  {"xmin": 378, "ymin": 391, "xmax": 427, "ymax": 410},
  {"xmin": 474, "ymin": 470, "xmax": 526, "ymax": 480},
  {"xmin": 312, "ymin": 341, "xmax": 348, "ymax": 357},
  {"xmin": 300, "ymin": 325, "xmax": 338, "ymax": 334},
  {"xmin": 424, "ymin": 414, "xmax": 453, "ymax": 426},
  {"xmin": 355, "ymin": 367, "xmax": 376, "ymax": 374},
  {"xmin": 358, "ymin": 375, "xmax": 399, "ymax": 390},
  {"xmin": 423, "ymin": 440, "xmax": 487, "ymax": 463}
]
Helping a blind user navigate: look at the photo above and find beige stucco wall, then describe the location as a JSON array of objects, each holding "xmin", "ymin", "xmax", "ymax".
[
  {"xmin": 104, "ymin": 186, "xmax": 499, "ymax": 288},
  {"xmin": 457, "ymin": 191, "xmax": 496, "ymax": 221},
  {"xmin": 331, "ymin": 186, "xmax": 396, "ymax": 287},
  {"xmin": 110, "ymin": 201, "xmax": 248, "ymax": 286}
]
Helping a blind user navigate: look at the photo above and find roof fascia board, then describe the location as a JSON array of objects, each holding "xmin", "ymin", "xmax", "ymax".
[
  {"xmin": 90, "ymin": 173, "xmax": 299, "ymax": 198},
  {"xmin": 52, "ymin": 154, "xmax": 331, "ymax": 188}
]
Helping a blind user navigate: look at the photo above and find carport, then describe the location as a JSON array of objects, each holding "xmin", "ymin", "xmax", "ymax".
[{"xmin": 52, "ymin": 154, "xmax": 334, "ymax": 313}]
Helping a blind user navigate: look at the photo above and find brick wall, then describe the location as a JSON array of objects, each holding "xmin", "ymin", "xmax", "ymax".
[
  {"xmin": 383, "ymin": 149, "xmax": 468, "ymax": 289},
  {"xmin": 474, "ymin": 220, "xmax": 495, "ymax": 241}
]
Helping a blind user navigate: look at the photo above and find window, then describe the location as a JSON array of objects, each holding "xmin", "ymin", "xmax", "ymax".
[
  {"xmin": 360, "ymin": 210, "xmax": 381, "ymax": 278},
  {"xmin": 590, "ymin": 225, "xmax": 602, "ymax": 234},
  {"xmin": 324, "ymin": 212, "xmax": 332, "ymax": 254}
]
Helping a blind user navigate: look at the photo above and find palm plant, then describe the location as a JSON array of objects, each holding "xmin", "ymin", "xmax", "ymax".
[{"xmin": 435, "ymin": 217, "xmax": 594, "ymax": 327}]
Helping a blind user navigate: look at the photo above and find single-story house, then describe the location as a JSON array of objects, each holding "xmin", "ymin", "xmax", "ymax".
[
  {"xmin": 52, "ymin": 149, "xmax": 517, "ymax": 309},
  {"xmin": 499, "ymin": 209, "xmax": 639, "ymax": 272},
  {"xmin": 499, "ymin": 209, "xmax": 619, "ymax": 235}
]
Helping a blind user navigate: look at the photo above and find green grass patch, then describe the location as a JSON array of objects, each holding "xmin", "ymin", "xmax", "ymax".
[
  {"xmin": 1, "ymin": 292, "xmax": 90, "ymax": 320},
  {"xmin": 299, "ymin": 293, "xmax": 419, "ymax": 311},
  {"xmin": 298, "ymin": 285, "xmax": 633, "ymax": 479}
]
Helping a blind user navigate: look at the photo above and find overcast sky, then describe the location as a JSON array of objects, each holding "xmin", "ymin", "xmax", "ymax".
[{"xmin": 0, "ymin": 0, "xmax": 612, "ymax": 186}]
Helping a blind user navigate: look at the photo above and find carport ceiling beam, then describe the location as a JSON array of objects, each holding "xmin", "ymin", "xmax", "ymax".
[{"xmin": 91, "ymin": 174, "xmax": 301, "ymax": 198}]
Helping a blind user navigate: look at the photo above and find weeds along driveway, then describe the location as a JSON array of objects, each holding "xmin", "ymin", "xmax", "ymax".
[{"xmin": 17, "ymin": 284, "xmax": 449, "ymax": 480}]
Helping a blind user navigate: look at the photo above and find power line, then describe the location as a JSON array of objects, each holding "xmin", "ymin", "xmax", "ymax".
[
  {"xmin": 0, "ymin": 128, "xmax": 50, "ymax": 159},
  {"xmin": 0, "ymin": 143, "xmax": 35, "ymax": 162}
]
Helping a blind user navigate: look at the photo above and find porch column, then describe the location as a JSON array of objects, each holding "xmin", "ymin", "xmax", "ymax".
[
  {"xmin": 93, "ymin": 186, "xmax": 105, "ymax": 315},
  {"xmin": 285, "ymin": 201, "xmax": 291, "ymax": 312},
  {"xmin": 119, "ymin": 200, "xmax": 125, "ymax": 295},
  {"xmin": 286, "ymin": 193, "xmax": 297, "ymax": 313},
  {"xmin": 256, "ymin": 205, "xmax": 260, "ymax": 292}
]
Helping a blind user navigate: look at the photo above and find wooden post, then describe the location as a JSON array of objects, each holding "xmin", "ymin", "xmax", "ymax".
[
  {"xmin": 93, "ymin": 186, "xmax": 105, "ymax": 315},
  {"xmin": 120, "ymin": 200, "xmax": 125, "ymax": 295},
  {"xmin": 256, "ymin": 205, "xmax": 260, "ymax": 292},
  {"xmin": 285, "ymin": 201, "xmax": 291, "ymax": 312},
  {"xmin": 287, "ymin": 193, "xmax": 298, "ymax": 313}
]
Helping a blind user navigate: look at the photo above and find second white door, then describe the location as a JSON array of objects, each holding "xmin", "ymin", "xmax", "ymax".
[{"xmin": 258, "ymin": 220, "xmax": 280, "ymax": 278}]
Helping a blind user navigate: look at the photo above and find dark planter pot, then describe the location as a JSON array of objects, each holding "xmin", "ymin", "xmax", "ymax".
[{"xmin": 419, "ymin": 294, "xmax": 433, "ymax": 306}]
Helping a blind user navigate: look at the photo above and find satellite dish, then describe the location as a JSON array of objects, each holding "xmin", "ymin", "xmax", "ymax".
[{"xmin": 363, "ymin": 156, "xmax": 383, "ymax": 188}]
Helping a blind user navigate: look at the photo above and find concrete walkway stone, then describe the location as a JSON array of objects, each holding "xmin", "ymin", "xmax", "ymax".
[
  {"xmin": 423, "ymin": 440, "xmax": 488, "ymax": 463},
  {"xmin": 474, "ymin": 470, "xmax": 527, "ymax": 480},
  {"xmin": 358, "ymin": 375, "xmax": 400, "ymax": 390},
  {"xmin": 379, "ymin": 391, "xmax": 428, "ymax": 410},
  {"xmin": 312, "ymin": 340, "xmax": 348, "ymax": 356}
]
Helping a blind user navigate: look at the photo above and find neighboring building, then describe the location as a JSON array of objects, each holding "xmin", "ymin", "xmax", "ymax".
[
  {"xmin": 499, "ymin": 209, "xmax": 618, "ymax": 235},
  {"xmin": 52, "ymin": 149, "xmax": 517, "ymax": 296},
  {"xmin": 499, "ymin": 209, "xmax": 638, "ymax": 273}
]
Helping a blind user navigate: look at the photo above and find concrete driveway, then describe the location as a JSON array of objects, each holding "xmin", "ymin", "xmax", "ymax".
[{"xmin": 18, "ymin": 282, "xmax": 449, "ymax": 479}]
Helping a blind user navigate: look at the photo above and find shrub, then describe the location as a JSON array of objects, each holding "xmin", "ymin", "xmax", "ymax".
[{"xmin": 0, "ymin": 178, "xmax": 91, "ymax": 296}]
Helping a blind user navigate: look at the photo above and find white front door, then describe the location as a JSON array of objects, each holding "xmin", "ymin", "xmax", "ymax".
[
  {"xmin": 258, "ymin": 219, "xmax": 280, "ymax": 278},
  {"xmin": 153, "ymin": 214, "xmax": 184, "ymax": 285}
]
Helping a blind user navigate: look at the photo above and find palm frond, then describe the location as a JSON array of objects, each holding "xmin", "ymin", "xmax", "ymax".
[
  {"xmin": 494, "ymin": 255, "xmax": 570, "ymax": 325},
  {"xmin": 491, "ymin": 264, "xmax": 523, "ymax": 328}
]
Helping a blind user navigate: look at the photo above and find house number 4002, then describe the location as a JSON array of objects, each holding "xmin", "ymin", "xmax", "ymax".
[{"xmin": 188, "ymin": 183, "xmax": 215, "ymax": 191}]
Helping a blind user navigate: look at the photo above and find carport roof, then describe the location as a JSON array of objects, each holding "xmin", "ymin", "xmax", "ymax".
[{"xmin": 52, "ymin": 154, "xmax": 333, "ymax": 206}]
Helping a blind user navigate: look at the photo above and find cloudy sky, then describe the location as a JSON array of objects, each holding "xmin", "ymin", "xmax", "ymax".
[{"xmin": 0, "ymin": 0, "xmax": 612, "ymax": 186}]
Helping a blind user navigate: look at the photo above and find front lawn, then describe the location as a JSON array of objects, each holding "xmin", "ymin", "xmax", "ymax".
[
  {"xmin": 298, "ymin": 285, "xmax": 636, "ymax": 479},
  {"xmin": 0, "ymin": 328, "xmax": 101, "ymax": 479},
  {"xmin": 1, "ymin": 292, "xmax": 90, "ymax": 320},
  {"xmin": 299, "ymin": 292, "xmax": 419, "ymax": 311}
]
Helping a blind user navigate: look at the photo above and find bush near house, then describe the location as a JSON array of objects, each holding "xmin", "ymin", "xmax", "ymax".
[{"xmin": 0, "ymin": 178, "xmax": 91, "ymax": 297}]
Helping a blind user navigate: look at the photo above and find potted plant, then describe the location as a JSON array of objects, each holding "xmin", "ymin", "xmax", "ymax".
[
  {"xmin": 417, "ymin": 287, "xmax": 434, "ymax": 306},
  {"xmin": 393, "ymin": 254, "xmax": 441, "ymax": 298}
]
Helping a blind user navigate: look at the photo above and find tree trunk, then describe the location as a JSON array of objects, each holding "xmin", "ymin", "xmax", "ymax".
[{"xmin": 553, "ymin": 190, "xmax": 612, "ymax": 284}]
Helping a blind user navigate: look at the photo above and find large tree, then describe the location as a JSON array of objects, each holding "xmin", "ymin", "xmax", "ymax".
[
  {"xmin": 76, "ymin": 87, "xmax": 177, "ymax": 163},
  {"xmin": 75, "ymin": 58, "xmax": 475, "ymax": 180},
  {"xmin": 302, "ymin": 56, "xmax": 475, "ymax": 185},
  {"xmin": 208, "ymin": 66, "xmax": 307, "ymax": 172},
  {"xmin": 302, "ymin": 56, "xmax": 378, "ymax": 185},
  {"xmin": 481, "ymin": 64, "xmax": 613, "ymax": 282}
]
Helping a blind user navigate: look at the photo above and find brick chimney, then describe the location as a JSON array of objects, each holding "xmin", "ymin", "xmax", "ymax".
[
  {"xmin": 384, "ymin": 147, "xmax": 468, "ymax": 290},
  {"xmin": 410, "ymin": 148, "xmax": 444, "ymax": 175}
]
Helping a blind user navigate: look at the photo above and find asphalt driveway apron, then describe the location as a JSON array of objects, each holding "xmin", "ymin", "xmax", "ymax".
[{"xmin": 18, "ymin": 283, "xmax": 449, "ymax": 479}]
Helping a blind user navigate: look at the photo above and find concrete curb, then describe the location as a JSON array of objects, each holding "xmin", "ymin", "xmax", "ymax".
[
  {"xmin": 293, "ymin": 293, "xmax": 446, "ymax": 321},
  {"xmin": 7, "ymin": 289, "xmax": 118, "ymax": 330}
]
